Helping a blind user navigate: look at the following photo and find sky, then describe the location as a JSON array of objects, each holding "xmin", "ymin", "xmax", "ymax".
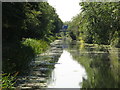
[{"xmin": 48, "ymin": 0, "xmax": 81, "ymax": 22}]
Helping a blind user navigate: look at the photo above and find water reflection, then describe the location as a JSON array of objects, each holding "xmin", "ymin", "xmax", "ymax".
[
  {"xmin": 69, "ymin": 42, "xmax": 120, "ymax": 88},
  {"xmin": 46, "ymin": 39, "xmax": 120, "ymax": 88},
  {"xmin": 47, "ymin": 50, "xmax": 87, "ymax": 88}
]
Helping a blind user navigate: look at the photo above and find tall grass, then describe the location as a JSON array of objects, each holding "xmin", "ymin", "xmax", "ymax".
[{"xmin": 1, "ymin": 72, "xmax": 19, "ymax": 89}]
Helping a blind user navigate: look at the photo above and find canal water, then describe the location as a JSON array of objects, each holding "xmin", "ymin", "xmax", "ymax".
[
  {"xmin": 17, "ymin": 39, "xmax": 120, "ymax": 89},
  {"xmin": 47, "ymin": 50, "xmax": 87, "ymax": 88},
  {"xmin": 47, "ymin": 39, "xmax": 120, "ymax": 88}
]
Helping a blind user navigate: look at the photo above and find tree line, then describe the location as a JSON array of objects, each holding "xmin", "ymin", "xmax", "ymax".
[
  {"xmin": 67, "ymin": 2, "xmax": 120, "ymax": 47},
  {"xmin": 2, "ymin": 2, "xmax": 63, "ymax": 74}
]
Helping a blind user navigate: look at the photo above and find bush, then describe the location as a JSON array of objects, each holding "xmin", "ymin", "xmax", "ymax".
[
  {"xmin": 2, "ymin": 43, "xmax": 35, "ymax": 74},
  {"xmin": 2, "ymin": 38, "xmax": 49, "ymax": 74},
  {"xmin": 22, "ymin": 38, "xmax": 49, "ymax": 54},
  {"xmin": 111, "ymin": 37, "xmax": 120, "ymax": 48}
]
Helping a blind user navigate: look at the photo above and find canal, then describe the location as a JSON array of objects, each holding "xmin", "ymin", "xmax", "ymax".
[
  {"xmin": 47, "ymin": 38, "xmax": 120, "ymax": 88},
  {"xmin": 17, "ymin": 38, "xmax": 120, "ymax": 89},
  {"xmin": 47, "ymin": 50, "xmax": 87, "ymax": 88}
]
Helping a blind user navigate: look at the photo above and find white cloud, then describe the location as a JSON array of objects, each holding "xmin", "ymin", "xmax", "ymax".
[{"xmin": 48, "ymin": 0, "xmax": 81, "ymax": 22}]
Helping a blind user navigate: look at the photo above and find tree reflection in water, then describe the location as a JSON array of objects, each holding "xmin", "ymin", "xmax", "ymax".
[{"xmin": 69, "ymin": 41, "xmax": 120, "ymax": 88}]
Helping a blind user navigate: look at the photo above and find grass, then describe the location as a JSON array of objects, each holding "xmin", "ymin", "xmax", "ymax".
[{"xmin": 1, "ymin": 72, "xmax": 19, "ymax": 89}]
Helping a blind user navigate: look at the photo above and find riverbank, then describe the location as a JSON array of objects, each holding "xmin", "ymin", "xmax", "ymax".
[
  {"xmin": 2, "ymin": 38, "xmax": 49, "ymax": 75},
  {"xmin": 2, "ymin": 38, "xmax": 62, "ymax": 89},
  {"xmin": 14, "ymin": 39, "xmax": 63, "ymax": 89},
  {"xmin": 2, "ymin": 2, "xmax": 63, "ymax": 89}
]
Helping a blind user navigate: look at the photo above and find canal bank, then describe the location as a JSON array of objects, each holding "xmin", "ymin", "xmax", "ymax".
[{"xmin": 15, "ymin": 39, "xmax": 63, "ymax": 89}]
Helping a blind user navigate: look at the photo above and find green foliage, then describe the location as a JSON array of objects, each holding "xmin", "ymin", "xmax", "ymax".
[
  {"xmin": 70, "ymin": 43, "xmax": 120, "ymax": 88},
  {"xmin": 110, "ymin": 31, "xmax": 120, "ymax": 47},
  {"xmin": 2, "ymin": 2, "xmax": 63, "ymax": 74},
  {"xmin": 1, "ymin": 72, "xmax": 18, "ymax": 89},
  {"xmin": 2, "ymin": 2, "xmax": 63, "ymax": 42},
  {"xmin": 22, "ymin": 38, "xmax": 48, "ymax": 54},
  {"xmin": 22, "ymin": 2, "xmax": 63, "ymax": 39},
  {"xmin": 68, "ymin": 2, "xmax": 120, "ymax": 47},
  {"xmin": 2, "ymin": 39, "xmax": 49, "ymax": 74},
  {"xmin": 2, "ymin": 42, "xmax": 35, "ymax": 73}
]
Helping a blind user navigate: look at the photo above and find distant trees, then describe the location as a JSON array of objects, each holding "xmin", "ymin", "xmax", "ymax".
[{"xmin": 68, "ymin": 2, "xmax": 120, "ymax": 47}]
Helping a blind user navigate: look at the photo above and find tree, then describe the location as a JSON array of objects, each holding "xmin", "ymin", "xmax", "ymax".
[{"xmin": 68, "ymin": 2, "xmax": 120, "ymax": 46}]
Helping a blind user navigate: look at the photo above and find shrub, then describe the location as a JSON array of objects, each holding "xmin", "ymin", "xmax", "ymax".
[
  {"xmin": 2, "ymin": 43, "xmax": 35, "ymax": 74},
  {"xmin": 22, "ymin": 38, "xmax": 49, "ymax": 54},
  {"xmin": 2, "ymin": 38, "xmax": 49, "ymax": 74}
]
